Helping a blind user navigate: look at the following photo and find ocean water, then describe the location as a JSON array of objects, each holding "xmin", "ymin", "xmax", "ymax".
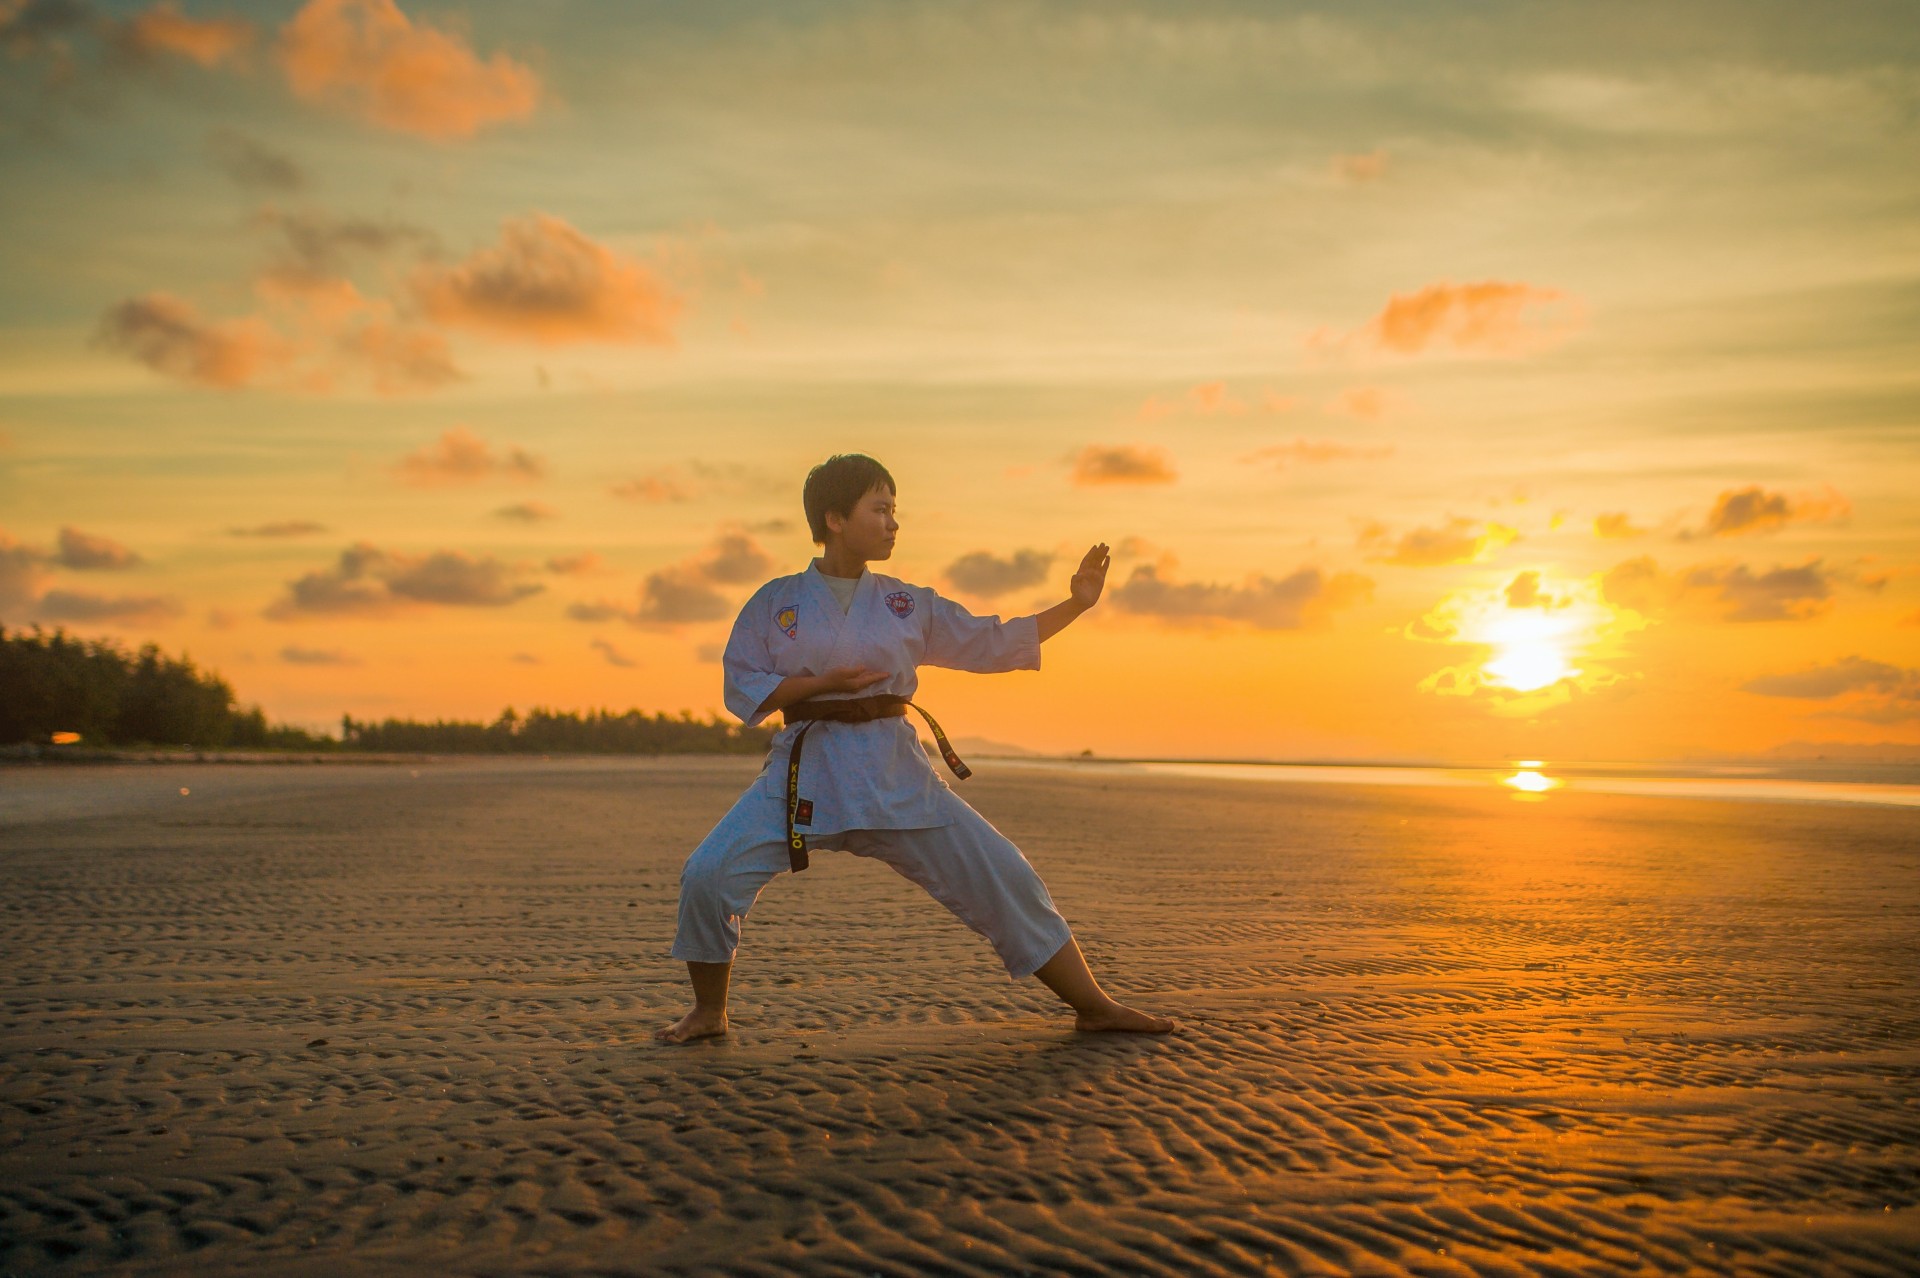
[{"xmin": 994, "ymin": 757, "xmax": 1920, "ymax": 809}]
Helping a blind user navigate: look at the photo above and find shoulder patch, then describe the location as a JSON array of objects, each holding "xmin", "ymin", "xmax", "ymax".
[
  {"xmin": 885, "ymin": 590, "xmax": 915, "ymax": 618},
  {"xmin": 776, "ymin": 605, "xmax": 799, "ymax": 639}
]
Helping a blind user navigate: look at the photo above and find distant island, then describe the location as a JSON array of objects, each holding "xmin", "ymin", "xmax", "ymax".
[{"xmin": 0, "ymin": 625, "xmax": 771, "ymax": 758}]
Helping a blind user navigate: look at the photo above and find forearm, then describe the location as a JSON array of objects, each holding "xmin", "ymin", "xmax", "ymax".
[
  {"xmin": 753, "ymin": 674, "xmax": 842, "ymax": 719},
  {"xmin": 1035, "ymin": 597, "xmax": 1091, "ymax": 643}
]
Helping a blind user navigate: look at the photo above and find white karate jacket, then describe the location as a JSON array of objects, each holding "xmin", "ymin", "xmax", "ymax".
[{"xmin": 722, "ymin": 562, "xmax": 1041, "ymax": 835}]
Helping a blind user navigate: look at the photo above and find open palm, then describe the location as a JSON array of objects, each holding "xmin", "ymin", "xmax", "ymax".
[{"xmin": 1070, "ymin": 543, "xmax": 1110, "ymax": 609}]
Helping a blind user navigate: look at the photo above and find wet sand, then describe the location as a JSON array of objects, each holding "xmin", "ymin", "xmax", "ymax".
[{"xmin": 2, "ymin": 757, "xmax": 1917, "ymax": 1275}]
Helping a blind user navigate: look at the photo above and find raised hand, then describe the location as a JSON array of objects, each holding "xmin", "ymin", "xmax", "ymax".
[{"xmin": 1069, "ymin": 542, "xmax": 1110, "ymax": 610}]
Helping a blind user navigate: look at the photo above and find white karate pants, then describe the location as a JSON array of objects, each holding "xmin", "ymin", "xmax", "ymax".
[{"xmin": 669, "ymin": 788, "xmax": 1074, "ymax": 980}]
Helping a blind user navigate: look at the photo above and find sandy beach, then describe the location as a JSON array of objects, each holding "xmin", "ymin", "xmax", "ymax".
[{"xmin": 2, "ymin": 756, "xmax": 1916, "ymax": 1276}]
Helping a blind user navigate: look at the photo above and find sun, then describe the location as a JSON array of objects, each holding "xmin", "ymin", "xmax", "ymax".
[{"xmin": 1479, "ymin": 610, "xmax": 1579, "ymax": 692}]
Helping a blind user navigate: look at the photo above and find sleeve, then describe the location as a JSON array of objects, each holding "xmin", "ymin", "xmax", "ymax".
[
  {"xmin": 722, "ymin": 592, "xmax": 786, "ymax": 727},
  {"xmin": 922, "ymin": 588, "xmax": 1042, "ymax": 674}
]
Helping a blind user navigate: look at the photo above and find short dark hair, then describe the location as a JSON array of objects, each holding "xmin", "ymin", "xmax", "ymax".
[{"xmin": 803, "ymin": 454, "xmax": 895, "ymax": 543}]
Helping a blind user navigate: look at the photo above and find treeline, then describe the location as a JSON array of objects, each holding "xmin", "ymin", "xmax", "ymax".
[
  {"xmin": 0, "ymin": 626, "xmax": 768, "ymax": 756},
  {"xmin": 0, "ymin": 625, "xmax": 288, "ymax": 749},
  {"xmin": 340, "ymin": 708, "xmax": 768, "ymax": 755}
]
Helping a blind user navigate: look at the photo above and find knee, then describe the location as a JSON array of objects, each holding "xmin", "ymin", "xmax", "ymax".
[{"xmin": 678, "ymin": 847, "xmax": 731, "ymax": 906}]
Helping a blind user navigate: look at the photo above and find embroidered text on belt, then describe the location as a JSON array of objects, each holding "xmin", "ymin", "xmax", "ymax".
[{"xmin": 780, "ymin": 694, "xmax": 971, "ymax": 872}]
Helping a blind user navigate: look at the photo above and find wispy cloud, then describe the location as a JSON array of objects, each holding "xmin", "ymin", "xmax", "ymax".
[
  {"xmin": 945, "ymin": 549, "xmax": 1054, "ymax": 598},
  {"xmin": 1359, "ymin": 517, "xmax": 1518, "ymax": 567},
  {"xmin": 1241, "ymin": 438, "xmax": 1394, "ymax": 470},
  {"xmin": 207, "ymin": 129, "xmax": 304, "ymax": 192},
  {"xmin": 267, "ymin": 542, "xmax": 545, "ymax": 618},
  {"xmin": 493, "ymin": 501, "xmax": 556, "ymax": 523},
  {"xmin": 1683, "ymin": 485, "xmax": 1850, "ymax": 540},
  {"xmin": 1601, "ymin": 555, "xmax": 1843, "ymax": 623},
  {"xmin": 37, "ymin": 589, "xmax": 183, "ymax": 624},
  {"xmin": 55, "ymin": 526, "xmax": 141, "ymax": 570},
  {"xmin": 280, "ymin": 644, "xmax": 360, "ymax": 666},
  {"xmin": 414, "ymin": 215, "xmax": 681, "ymax": 346},
  {"xmin": 589, "ymin": 637, "xmax": 638, "ymax": 668},
  {"xmin": 227, "ymin": 520, "xmax": 328, "ymax": 538},
  {"xmin": 1109, "ymin": 563, "xmax": 1371, "ymax": 630},
  {"xmin": 1320, "ymin": 280, "xmax": 1578, "ymax": 357},
  {"xmin": 1070, "ymin": 444, "xmax": 1176, "ymax": 486},
  {"xmin": 277, "ymin": 0, "xmax": 540, "ymax": 140},
  {"xmin": 1331, "ymin": 149, "xmax": 1387, "ymax": 184},
  {"xmin": 566, "ymin": 529, "xmax": 771, "ymax": 629},
  {"xmin": 1593, "ymin": 512, "xmax": 1645, "ymax": 540},
  {"xmin": 394, "ymin": 427, "xmax": 545, "ymax": 487},
  {"xmin": 121, "ymin": 2, "xmax": 252, "ymax": 67},
  {"xmin": 1742, "ymin": 656, "xmax": 1918, "ymax": 700}
]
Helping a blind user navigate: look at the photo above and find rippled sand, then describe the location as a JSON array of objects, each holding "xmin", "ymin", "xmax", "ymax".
[{"xmin": 2, "ymin": 757, "xmax": 1917, "ymax": 1275}]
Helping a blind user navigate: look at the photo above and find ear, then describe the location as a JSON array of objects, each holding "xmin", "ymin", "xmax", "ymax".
[{"xmin": 823, "ymin": 509, "xmax": 846, "ymax": 537}]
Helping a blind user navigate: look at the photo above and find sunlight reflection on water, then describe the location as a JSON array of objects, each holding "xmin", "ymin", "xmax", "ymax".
[{"xmin": 998, "ymin": 759, "xmax": 1920, "ymax": 809}]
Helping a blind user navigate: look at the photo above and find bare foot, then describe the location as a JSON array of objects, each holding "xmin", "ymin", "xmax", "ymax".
[
  {"xmin": 655, "ymin": 1007, "xmax": 729, "ymax": 1044},
  {"xmin": 1075, "ymin": 1002, "xmax": 1176, "ymax": 1034}
]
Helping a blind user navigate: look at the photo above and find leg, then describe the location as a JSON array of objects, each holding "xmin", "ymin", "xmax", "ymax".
[
  {"xmin": 848, "ymin": 804, "xmax": 1174, "ymax": 1033},
  {"xmin": 1032, "ymin": 936, "xmax": 1175, "ymax": 1034},
  {"xmin": 657, "ymin": 960, "xmax": 732, "ymax": 1044},
  {"xmin": 657, "ymin": 798, "xmax": 794, "ymax": 1044}
]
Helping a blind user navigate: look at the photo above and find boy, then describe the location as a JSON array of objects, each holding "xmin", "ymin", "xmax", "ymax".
[{"xmin": 658, "ymin": 453, "xmax": 1173, "ymax": 1042}]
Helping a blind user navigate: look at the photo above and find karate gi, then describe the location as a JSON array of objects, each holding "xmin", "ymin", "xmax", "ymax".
[{"xmin": 670, "ymin": 562, "xmax": 1075, "ymax": 979}]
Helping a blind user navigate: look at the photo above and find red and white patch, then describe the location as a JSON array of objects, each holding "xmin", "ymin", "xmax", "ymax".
[{"xmin": 885, "ymin": 591, "xmax": 915, "ymax": 618}]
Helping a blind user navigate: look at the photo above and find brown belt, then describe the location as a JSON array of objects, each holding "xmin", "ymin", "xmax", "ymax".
[{"xmin": 781, "ymin": 694, "xmax": 971, "ymax": 872}]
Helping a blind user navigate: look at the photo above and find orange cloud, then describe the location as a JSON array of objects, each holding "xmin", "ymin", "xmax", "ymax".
[
  {"xmin": 1332, "ymin": 150, "xmax": 1388, "ymax": 184},
  {"xmin": 277, "ymin": 0, "xmax": 540, "ymax": 140},
  {"xmin": 227, "ymin": 520, "xmax": 327, "ymax": 537},
  {"xmin": 946, "ymin": 549, "xmax": 1054, "ymax": 599},
  {"xmin": 1594, "ymin": 512, "xmax": 1646, "ymax": 539},
  {"xmin": 1503, "ymin": 570, "xmax": 1569, "ymax": 610},
  {"xmin": 123, "ymin": 2, "xmax": 253, "ymax": 66},
  {"xmin": 589, "ymin": 637, "xmax": 638, "ymax": 668},
  {"xmin": 1242, "ymin": 438, "xmax": 1394, "ymax": 470},
  {"xmin": 1328, "ymin": 280, "xmax": 1578, "ymax": 357},
  {"xmin": 393, "ymin": 427, "xmax": 545, "ymax": 486},
  {"xmin": 1359, "ymin": 517, "xmax": 1518, "ymax": 567},
  {"xmin": 565, "ymin": 529, "xmax": 772, "ymax": 629},
  {"xmin": 56, "ymin": 527, "xmax": 141, "ymax": 570},
  {"xmin": 280, "ymin": 644, "xmax": 359, "ymax": 666},
  {"xmin": 545, "ymin": 553, "xmax": 601, "ymax": 575},
  {"xmin": 268, "ymin": 542, "xmax": 544, "ymax": 618},
  {"xmin": 611, "ymin": 473, "xmax": 691, "ymax": 503},
  {"xmin": 414, "ymin": 214, "xmax": 680, "ymax": 346},
  {"xmin": 1327, "ymin": 386, "xmax": 1391, "ymax": 419},
  {"xmin": 98, "ymin": 276, "xmax": 460, "ymax": 395},
  {"xmin": 36, "ymin": 590, "xmax": 183, "ymax": 624},
  {"xmin": 1686, "ymin": 485, "xmax": 1851, "ymax": 539},
  {"xmin": 1601, "ymin": 555, "xmax": 1842, "ymax": 623},
  {"xmin": 1109, "ymin": 563, "xmax": 1372, "ymax": 631},
  {"xmin": 494, "ymin": 501, "xmax": 556, "ymax": 523},
  {"xmin": 1070, "ymin": 444, "xmax": 1176, "ymax": 487},
  {"xmin": 96, "ymin": 293, "xmax": 285, "ymax": 389},
  {"xmin": 1139, "ymin": 382, "xmax": 1250, "ymax": 420}
]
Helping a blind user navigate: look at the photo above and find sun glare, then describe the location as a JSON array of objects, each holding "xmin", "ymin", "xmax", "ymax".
[{"xmin": 1478, "ymin": 610, "xmax": 1579, "ymax": 692}]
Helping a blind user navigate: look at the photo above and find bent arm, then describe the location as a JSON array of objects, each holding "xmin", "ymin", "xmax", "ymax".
[{"xmin": 753, "ymin": 667, "xmax": 888, "ymax": 720}]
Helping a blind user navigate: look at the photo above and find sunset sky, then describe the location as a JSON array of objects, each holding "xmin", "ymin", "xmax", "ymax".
[{"xmin": 2, "ymin": 0, "xmax": 1916, "ymax": 763}]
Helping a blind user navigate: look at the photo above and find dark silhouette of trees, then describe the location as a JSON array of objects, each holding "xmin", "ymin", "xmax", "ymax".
[
  {"xmin": 340, "ymin": 707, "xmax": 765, "ymax": 754},
  {"xmin": 1, "ymin": 626, "xmax": 239, "ymax": 748},
  {"xmin": 1, "ymin": 626, "xmax": 769, "ymax": 756}
]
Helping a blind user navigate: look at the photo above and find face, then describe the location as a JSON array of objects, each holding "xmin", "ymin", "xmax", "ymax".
[{"xmin": 826, "ymin": 484, "xmax": 898, "ymax": 562}]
